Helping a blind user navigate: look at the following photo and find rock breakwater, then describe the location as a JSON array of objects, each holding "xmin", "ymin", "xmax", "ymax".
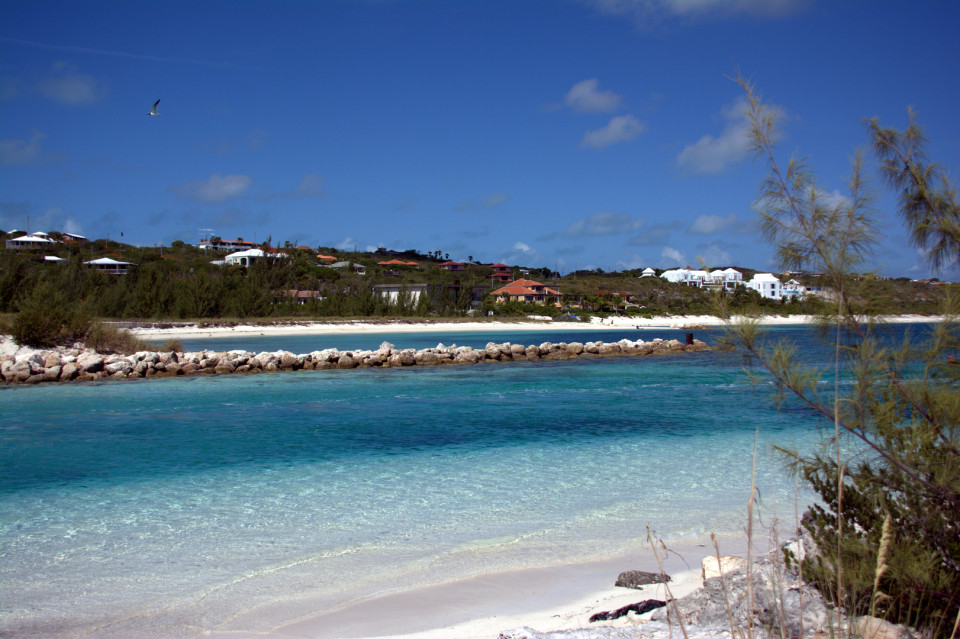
[{"xmin": 1, "ymin": 336, "xmax": 710, "ymax": 385}]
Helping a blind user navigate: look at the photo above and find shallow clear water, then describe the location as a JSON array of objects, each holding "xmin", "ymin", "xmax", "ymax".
[{"xmin": 2, "ymin": 324, "xmax": 914, "ymax": 637}]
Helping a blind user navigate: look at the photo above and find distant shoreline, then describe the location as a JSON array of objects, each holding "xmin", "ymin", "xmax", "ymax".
[{"xmin": 124, "ymin": 313, "xmax": 944, "ymax": 340}]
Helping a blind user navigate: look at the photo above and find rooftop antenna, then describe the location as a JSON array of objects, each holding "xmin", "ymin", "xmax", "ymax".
[{"xmin": 199, "ymin": 228, "xmax": 214, "ymax": 241}]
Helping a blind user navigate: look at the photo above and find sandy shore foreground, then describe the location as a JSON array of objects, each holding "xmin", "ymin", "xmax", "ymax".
[
  {"xmin": 215, "ymin": 535, "xmax": 758, "ymax": 639},
  {"xmin": 126, "ymin": 313, "xmax": 942, "ymax": 341}
]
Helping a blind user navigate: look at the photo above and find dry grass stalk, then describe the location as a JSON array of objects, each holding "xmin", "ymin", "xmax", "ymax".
[
  {"xmin": 871, "ymin": 513, "xmax": 893, "ymax": 615},
  {"xmin": 746, "ymin": 427, "xmax": 759, "ymax": 639},
  {"xmin": 646, "ymin": 526, "xmax": 689, "ymax": 639}
]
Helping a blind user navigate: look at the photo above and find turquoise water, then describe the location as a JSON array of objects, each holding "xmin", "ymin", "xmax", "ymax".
[{"xmin": 0, "ymin": 325, "xmax": 893, "ymax": 637}]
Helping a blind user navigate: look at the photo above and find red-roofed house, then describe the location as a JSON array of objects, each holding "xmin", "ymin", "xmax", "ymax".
[
  {"xmin": 377, "ymin": 259, "xmax": 419, "ymax": 266},
  {"xmin": 316, "ymin": 254, "xmax": 337, "ymax": 261},
  {"xmin": 488, "ymin": 263, "xmax": 512, "ymax": 282},
  {"xmin": 439, "ymin": 261, "xmax": 463, "ymax": 271},
  {"xmin": 490, "ymin": 279, "xmax": 561, "ymax": 305}
]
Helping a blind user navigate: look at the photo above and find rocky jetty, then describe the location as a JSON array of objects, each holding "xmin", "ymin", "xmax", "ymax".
[{"xmin": 0, "ymin": 336, "xmax": 710, "ymax": 385}]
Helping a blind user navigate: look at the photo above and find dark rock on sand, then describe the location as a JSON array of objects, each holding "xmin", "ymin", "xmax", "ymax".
[
  {"xmin": 589, "ymin": 599, "xmax": 666, "ymax": 622},
  {"xmin": 615, "ymin": 570, "xmax": 671, "ymax": 589}
]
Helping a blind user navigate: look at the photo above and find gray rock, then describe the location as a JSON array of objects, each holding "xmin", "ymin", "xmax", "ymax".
[
  {"xmin": 336, "ymin": 355, "xmax": 358, "ymax": 369},
  {"xmin": 650, "ymin": 547, "xmax": 829, "ymax": 637},
  {"xmin": 615, "ymin": 570, "xmax": 671, "ymax": 589},
  {"xmin": 598, "ymin": 342, "xmax": 621, "ymax": 356},
  {"xmin": 60, "ymin": 362, "xmax": 79, "ymax": 381},
  {"xmin": 566, "ymin": 342, "xmax": 584, "ymax": 355},
  {"xmin": 105, "ymin": 360, "xmax": 133, "ymax": 376},
  {"xmin": 77, "ymin": 354, "xmax": 104, "ymax": 373},
  {"xmin": 415, "ymin": 351, "xmax": 440, "ymax": 366}
]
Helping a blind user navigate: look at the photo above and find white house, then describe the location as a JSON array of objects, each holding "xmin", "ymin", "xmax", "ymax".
[
  {"xmin": 5, "ymin": 233, "xmax": 58, "ymax": 250},
  {"xmin": 373, "ymin": 283, "xmax": 428, "ymax": 304},
  {"xmin": 640, "ymin": 267, "xmax": 656, "ymax": 278},
  {"xmin": 330, "ymin": 261, "xmax": 367, "ymax": 275},
  {"xmin": 660, "ymin": 268, "xmax": 710, "ymax": 287},
  {"xmin": 746, "ymin": 273, "xmax": 783, "ymax": 299},
  {"xmin": 781, "ymin": 279, "xmax": 808, "ymax": 298},
  {"xmin": 224, "ymin": 248, "xmax": 286, "ymax": 267},
  {"xmin": 85, "ymin": 257, "xmax": 134, "ymax": 275},
  {"xmin": 708, "ymin": 268, "xmax": 743, "ymax": 290}
]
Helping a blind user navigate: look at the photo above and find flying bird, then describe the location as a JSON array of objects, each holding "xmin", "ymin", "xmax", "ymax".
[{"xmin": 148, "ymin": 99, "xmax": 161, "ymax": 116}]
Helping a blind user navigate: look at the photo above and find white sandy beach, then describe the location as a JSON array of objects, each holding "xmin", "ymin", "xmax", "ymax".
[
  {"xmin": 121, "ymin": 313, "xmax": 944, "ymax": 342},
  {"xmin": 213, "ymin": 535, "xmax": 759, "ymax": 639}
]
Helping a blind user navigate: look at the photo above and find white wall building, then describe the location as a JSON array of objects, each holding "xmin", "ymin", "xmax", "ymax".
[
  {"xmin": 746, "ymin": 273, "xmax": 783, "ymax": 299},
  {"xmin": 708, "ymin": 268, "xmax": 743, "ymax": 290},
  {"xmin": 373, "ymin": 283, "xmax": 428, "ymax": 304},
  {"xmin": 224, "ymin": 248, "xmax": 286, "ymax": 267},
  {"xmin": 640, "ymin": 267, "xmax": 656, "ymax": 277},
  {"xmin": 5, "ymin": 233, "xmax": 58, "ymax": 250},
  {"xmin": 660, "ymin": 268, "xmax": 710, "ymax": 287},
  {"xmin": 85, "ymin": 257, "xmax": 134, "ymax": 275}
]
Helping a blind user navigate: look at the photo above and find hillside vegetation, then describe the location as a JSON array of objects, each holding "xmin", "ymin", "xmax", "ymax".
[{"xmin": 0, "ymin": 240, "xmax": 951, "ymax": 347}]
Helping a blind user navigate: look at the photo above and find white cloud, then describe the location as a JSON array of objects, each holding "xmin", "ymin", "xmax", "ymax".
[
  {"xmin": 0, "ymin": 202, "xmax": 83, "ymax": 236},
  {"xmin": 563, "ymin": 212, "xmax": 646, "ymax": 237},
  {"xmin": 581, "ymin": 115, "xmax": 645, "ymax": 148},
  {"xmin": 697, "ymin": 243, "xmax": 733, "ymax": 266},
  {"xmin": 616, "ymin": 254, "xmax": 650, "ymax": 270},
  {"xmin": 35, "ymin": 63, "xmax": 106, "ymax": 105},
  {"xmin": 173, "ymin": 173, "xmax": 253, "ymax": 204},
  {"xmin": 661, "ymin": 246, "xmax": 686, "ymax": 265},
  {"xmin": 688, "ymin": 212, "xmax": 740, "ymax": 234},
  {"xmin": 590, "ymin": 0, "xmax": 805, "ymax": 27},
  {"xmin": 295, "ymin": 173, "xmax": 325, "ymax": 198},
  {"xmin": 812, "ymin": 187, "xmax": 851, "ymax": 210},
  {"xmin": 677, "ymin": 98, "xmax": 752, "ymax": 174},
  {"xmin": 564, "ymin": 78, "xmax": 622, "ymax": 113},
  {"xmin": 456, "ymin": 191, "xmax": 510, "ymax": 211},
  {"xmin": 501, "ymin": 241, "xmax": 540, "ymax": 265},
  {"xmin": 627, "ymin": 221, "xmax": 682, "ymax": 246},
  {"xmin": 0, "ymin": 131, "xmax": 47, "ymax": 165},
  {"xmin": 336, "ymin": 237, "xmax": 359, "ymax": 251}
]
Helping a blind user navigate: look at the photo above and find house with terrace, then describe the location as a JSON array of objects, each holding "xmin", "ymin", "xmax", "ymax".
[
  {"xmin": 374, "ymin": 283, "xmax": 429, "ymax": 304},
  {"xmin": 488, "ymin": 263, "xmax": 513, "ymax": 283},
  {"xmin": 746, "ymin": 273, "xmax": 783, "ymax": 299},
  {"xmin": 707, "ymin": 268, "xmax": 743, "ymax": 290},
  {"xmin": 5, "ymin": 232, "xmax": 59, "ymax": 250},
  {"xmin": 490, "ymin": 279, "xmax": 561, "ymax": 305},
  {"xmin": 198, "ymin": 238, "xmax": 256, "ymax": 252},
  {"xmin": 660, "ymin": 267, "xmax": 710, "ymax": 287},
  {"xmin": 224, "ymin": 248, "xmax": 286, "ymax": 267},
  {"xmin": 85, "ymin": 257, "xmax": 134, "ymax": 275}
]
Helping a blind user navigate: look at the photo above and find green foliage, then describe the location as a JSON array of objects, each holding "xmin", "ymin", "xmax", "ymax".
[
  {"xmin": 11, "ymin": 280, "xmax": 77, "ymax": 347},
  {"xmin": 730, "ymin": 72, "xmax": 960, "ymax": 635}
]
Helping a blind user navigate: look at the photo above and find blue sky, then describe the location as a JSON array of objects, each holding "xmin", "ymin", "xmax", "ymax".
[{"xmin": 2, "ymin": 0, "xmax": 959, "ymax": 279}]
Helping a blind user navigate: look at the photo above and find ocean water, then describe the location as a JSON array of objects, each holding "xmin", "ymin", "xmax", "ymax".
[{"xmin": 0, "ymin": 325, "xmax": 913, "ymax": 638}]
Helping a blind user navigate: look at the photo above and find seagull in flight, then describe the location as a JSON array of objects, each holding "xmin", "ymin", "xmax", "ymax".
[{"xmin": 148, "ymin": 99, "xmax": 161, "ymax": 116}]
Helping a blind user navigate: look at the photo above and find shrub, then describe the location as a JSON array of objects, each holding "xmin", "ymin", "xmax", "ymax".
[{"xmin": 11, "ymin": 281, "xmax": 86, "ymax": 348}]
